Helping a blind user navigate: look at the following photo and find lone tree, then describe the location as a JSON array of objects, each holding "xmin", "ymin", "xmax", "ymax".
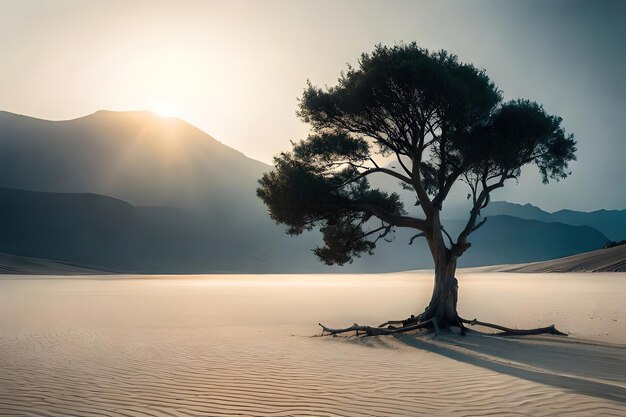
[{"xmin": 258, "ymin": 44, "xmax": 576, "ymax": 336}]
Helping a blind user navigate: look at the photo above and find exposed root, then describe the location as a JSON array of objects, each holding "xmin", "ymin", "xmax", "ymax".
[
  {"xmin": 432, "ymin": 317, "xmax": 442, "ymax": 336},
  {"xmin": 377, "ymin": 320, "xmax": 407, "ymax": 328},
  {"xmin": 319, "ymin": 319, "xmax": 432, "ymax": 337},
  {"xmin": 319, "ymin": 316, "xmax": 567, "ymax": 338},
  {"xmin": 459, "ymin": 317, "xmax": 568, "ymax": 336}
]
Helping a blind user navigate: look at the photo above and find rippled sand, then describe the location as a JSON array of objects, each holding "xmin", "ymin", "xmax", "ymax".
[{"xmin": 1, "ymin": 271, "xmax": 625, "ymax": 416}]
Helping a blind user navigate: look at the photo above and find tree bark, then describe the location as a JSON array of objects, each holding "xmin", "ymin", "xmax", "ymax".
[
  {"xmin": 417, "ymin": 256, "xmax": 460, "ymax": 327},
  {"xmin": 416, "ymin": 213, "xmax": 462, "ymax": 329}
]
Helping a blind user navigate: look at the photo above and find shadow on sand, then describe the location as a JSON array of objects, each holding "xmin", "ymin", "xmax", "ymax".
[{"xmin": 394, "ymin": 332, "xmax": 626, "ymax": 403}]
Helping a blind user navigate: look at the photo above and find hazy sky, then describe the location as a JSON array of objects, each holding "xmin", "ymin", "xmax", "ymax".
[{"xmin": 1, "ymin": 0, "xmax": 624, "ymax": 211}]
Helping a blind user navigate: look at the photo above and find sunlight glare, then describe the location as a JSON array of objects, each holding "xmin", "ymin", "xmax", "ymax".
[{"xmin": 150, "ymin": 100, "xmax": 180, "ymax": 118}]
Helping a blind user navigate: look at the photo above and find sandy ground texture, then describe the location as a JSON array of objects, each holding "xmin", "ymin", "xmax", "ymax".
[
  {"xmin": 0, "ymin": 252, "xmax": 107, "ymax": 275},
  {"xmin": 1, "ymin": 271, "xmax": 625, "ymax": 416},
  {"xmin": 503, "ymin": 244, "xmax": 626, "ymax": 273}
]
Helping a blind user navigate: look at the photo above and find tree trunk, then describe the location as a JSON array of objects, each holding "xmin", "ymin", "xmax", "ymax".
[
  {"xmin": 416, "ymin": 214, "xmax": 462, "ymax": 329},
  {"xmin": 417, "ymin": 255, "xmax": 460, "ymax": 327}
]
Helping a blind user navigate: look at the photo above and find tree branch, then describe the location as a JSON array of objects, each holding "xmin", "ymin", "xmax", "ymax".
[
  {"xmin": 432, "ymin": 166, "xmax": 465, "ymax": 208},
  {"xmin": 460, "ymin": 317, "xmax": 567, "ymax": 336},
  {"xmin": 410, "ymin": 153, "xmax": 435, "ymax": 217},
  {"xmin": 395, "ymin": 154, "xmax": 413, "ymax": 179},
  {"xmin": 440, "ymin": 225, "xmax": 456, "ymax": 248},
  {"xmin": 345, "ymin": 201, "xmax": 427, "ymax": 231},
  {"xmin": 470, "ymin": 217, "xmax": 487, "ymax": 233},
  {"xmin": 319, "ymin": 319, "xmax": 433, "ymax": 336},
  {"xmin": 456, "ymin": 173, "xmax": 509, "ymax": 249},
  {"xmin": 409, "ymin": 232, "xmax": 426, "ymax": 245},
  {"xmin": 338, "ymin": 167, "xmax": 413, "ymax": 189}
]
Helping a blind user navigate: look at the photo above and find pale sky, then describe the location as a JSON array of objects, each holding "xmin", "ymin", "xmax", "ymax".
[{"xmin": 1, "ymin": 0, "xmax": 624, "ymax": 211}]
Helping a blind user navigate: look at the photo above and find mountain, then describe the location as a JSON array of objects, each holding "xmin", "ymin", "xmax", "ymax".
[
  {"xmin": 0, "ymin": 187, "xmax": 330, "ymax": 273},
  {"xmin": 0, "ymin": 110, "xmax": 266, "ymax": 212},
  {"xmin": 0, "ymin": 110, "xmax": 330, "ymax": 272},
  {"xmin": 359, "ymin": 215, "xmax": 609, "ymax": 270},
  {"xmin": 0, "ymin": 187, "xmax": 609, "ymax": 273},
  {"xmin": 0, "ymin": 110, "xmax": 612, "ymax": 273},
  {"xmin": 502, "ymin": 244, "xmax": 626, "ymax": 273},
  {"xmin": 484, "ymin": 201, "xmax": 626, "ymax": 241},
  {"xmin": 550, "ymin": 209, "xmax": 626, "ymax": 242},
  {"xmin": 456, "ymin": 215, "xmax": 609, "ymax": 266},
  {"xmin": 481, "ymin": 201, "xmax": 554, "ymax": 223},
  {"xmin": 0, "ymin": 187, "xmax": 233, "ymax": 272}
]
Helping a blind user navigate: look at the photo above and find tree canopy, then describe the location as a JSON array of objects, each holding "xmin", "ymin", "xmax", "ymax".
[{"xmin": 258, "ymin": 43, "xmax": 576, "ymax": 266}]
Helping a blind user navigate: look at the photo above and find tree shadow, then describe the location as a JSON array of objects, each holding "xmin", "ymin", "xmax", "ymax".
[{"xmin": 395, "ymin": 332, "xmax": 626, "ymax": 403}]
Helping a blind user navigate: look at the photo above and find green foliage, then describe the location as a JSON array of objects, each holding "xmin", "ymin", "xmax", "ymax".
[
  {"xmin": 259, "ymin": 43, "xmax": 576, "ymax": 265},
  {"xmin": 298, "ymin": 44, "xmax": 502, "ymax": 158},
  {"xmin": 257, "ymin": 132, "xmax": 404, "ymax": 265},
  {"xmin": 457, "ymin": 99, "xmax": 576, "ymax": 184}
]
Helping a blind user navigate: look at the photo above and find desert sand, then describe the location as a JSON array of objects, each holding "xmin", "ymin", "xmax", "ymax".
[
  {"xmin": 503, "ymin": 244, "xmax": 626, "ymax": 273},
  {"xmin": 0, "ymin": 252, "xmax": 106, "ymax": 275},
  {"xmin": 1, "ymin": 270, "xmax": 625, "ymax": 416}
]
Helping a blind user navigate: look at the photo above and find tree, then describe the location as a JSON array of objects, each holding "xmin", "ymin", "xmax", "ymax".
[{"xmin": 258, "ymin": 44, "xmax": 576, "ymax": 336}]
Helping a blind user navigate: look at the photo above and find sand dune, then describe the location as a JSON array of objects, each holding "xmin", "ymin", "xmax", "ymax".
[
  {"xmin": 1, "ymin": 272, "xmax": 625, "ymax": 416},
  {"xmin": 0, "ymin": 252, "xmax": 105, "ymax": 275},
  {"xmin": 504, "ymin": 244, "xmax": 626, "ymax": 272}
]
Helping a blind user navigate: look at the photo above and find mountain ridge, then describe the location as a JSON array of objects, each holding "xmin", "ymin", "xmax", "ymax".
[
  {"xmin": 0, "ymin": 109, "xmax": 269, "ymax": 211},
  {"xmin": 0, "ymin": 110, "xmax": 618, "ymax": 273},
  {"xmin": 0, "ymin": 186, "xmax": 610, "ymax": 273},
  {"xmin": 485, "ymin": 201, "xmax": 626, "ymax": 241}
]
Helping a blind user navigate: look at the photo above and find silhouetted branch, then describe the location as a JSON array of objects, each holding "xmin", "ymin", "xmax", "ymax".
[
  {"xmin": 346, "ymin": 201, "xmax": 427, "ymax": 231},
  {"xmin": 372, "ymin": 225, "xmax": 393, "ymax": 244},
  {"xmin": 395, "ymin": 154, "xmax": 413, "ymax": 179},
  {"xmin": 338, "ymin": 167, "xmax": 412, "ymax": 189},
  {"xmin": 470, "ymin": 217, "xmax": 487, "ymax": 234},
  {"xmin": 460, "ymin": 317, "xmax": 567, "ymax": 337},
  {"xmin": 440, "ymin": 225, "xmax": 455, "ymax": 248},
  {"xmin": 319, "ymin": 319, "xmax": 433, "ymax": 336},
  {"xmin": 409, "ymin": 232, "xmax": 426, "ymax": 245}
]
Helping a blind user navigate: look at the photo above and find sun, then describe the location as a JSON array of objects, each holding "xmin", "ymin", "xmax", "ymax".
[{"xmin": 149, "ymin": 100, "xmax": 180, "ymax": 118}]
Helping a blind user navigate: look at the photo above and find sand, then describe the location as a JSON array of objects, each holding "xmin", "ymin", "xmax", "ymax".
[
  {"xmin": 0, "ymin": 252, "xmax": 106, "ymax": 275},
  {"xmin": 1, "ymin": 271, "xmax": 625, "ymax": 416},
  {"xmin": 502, "ymin": 244, "xmax": 626, "ymax": 273}
]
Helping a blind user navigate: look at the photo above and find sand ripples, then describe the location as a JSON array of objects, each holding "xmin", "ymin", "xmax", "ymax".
[
  {"xmin": 1, "ymin": 327, "xmax": 625, "ymax": 417},
  {"xmin": 1, "ymin": 275, "xmax": 625, "ymax": 416}
]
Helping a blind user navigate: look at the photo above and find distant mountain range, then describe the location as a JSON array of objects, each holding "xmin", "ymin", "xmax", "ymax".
[
  {"xmin": 0, "ymin": 110, "xmax": 328, "ymax": 273},
  {"xmin": 483, "ymin": 201, "xmax": 626, "ymax": 241},
  {"xmin": 0, "ymin": 110, "xmax": 620, "ymax": 273},
  {"xmin": 1, "ymin": 186, "xmax": 609, "ymax": 272},
  {"xmin": 0, "ymin": 187, "xmax": 247, "ymax": 272},
  {"xmin": 366, "ymin": 215, "xmax": 609, "ymax": 269}
]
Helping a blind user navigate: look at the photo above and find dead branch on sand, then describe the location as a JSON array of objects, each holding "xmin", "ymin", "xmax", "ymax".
[{"xmin": 319, "ymin": 316, "xmax": 567, "ymax": 338}]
